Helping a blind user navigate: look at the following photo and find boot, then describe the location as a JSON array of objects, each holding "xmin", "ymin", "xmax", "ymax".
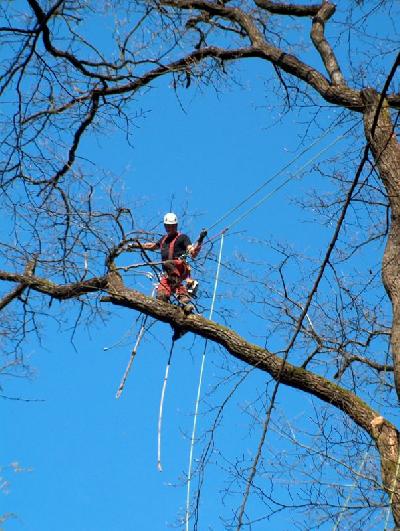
[
  {"xmin": 183, "ymin": 303, "xmax": 195, "ymax": 314},
  {"xmin": 172, "ymin": 326, "xmax": 187, "ymax": 341}
]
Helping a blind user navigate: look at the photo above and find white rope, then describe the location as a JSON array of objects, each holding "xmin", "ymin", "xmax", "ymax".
[
  {"xmin": 224, "ymin": 130, "xmax": 348, "ymax": 232},
  {"xmin": 207, "ymin": 120, "xmax": 354, "ymax": 233},
  {"xmin": 157, "ymin": 341, "xmax": 175, "ymax": 472},
  {"xmin": 185, "ymin": 232, "xmax": 225, "ymax": 531},
  {"xmin": 332, "ymin": 450, "xmax": 370, "ymax": 531}
]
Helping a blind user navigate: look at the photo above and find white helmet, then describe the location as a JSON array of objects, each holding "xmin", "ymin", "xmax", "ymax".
[{"xmin": 163, "ymin": 212, "xmax": 178, "ymax": 225}]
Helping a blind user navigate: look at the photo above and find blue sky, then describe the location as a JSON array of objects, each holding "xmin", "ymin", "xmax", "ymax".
[
  {"xmin": 1, "ymin": 3, "xmax": 397, "ymax": 530},
  {"xmin": 2, "ymin": 73, "xmax": 359, "ymax": 529}
]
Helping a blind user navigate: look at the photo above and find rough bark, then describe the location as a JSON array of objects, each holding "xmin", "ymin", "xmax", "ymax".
[
  {"xmin": 0, "ymin": 259, "xmax": 36, "ymax": 311},
  {"xmin": 361, "ymin": 88, "xmax": 400, "ymax": 526},
  {"xmin": 362, "ymin": 88, "xmax": 400, "ymax": 403},
  {"xmin": 310, "ymin": 2, "xmax": 345, "ymax": 85}
]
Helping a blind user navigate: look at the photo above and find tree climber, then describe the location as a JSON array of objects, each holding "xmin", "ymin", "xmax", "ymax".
[{"xmin": 130, "ymin": 212, "xmax": 207, "ymax": 313}]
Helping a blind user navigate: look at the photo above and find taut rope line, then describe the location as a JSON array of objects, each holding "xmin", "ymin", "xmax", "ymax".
[{"xmin": 185, "ymin": 232, "xmax": 225, "ymax": 530}]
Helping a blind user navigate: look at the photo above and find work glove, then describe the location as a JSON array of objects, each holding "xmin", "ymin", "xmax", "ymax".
[{"xmin": 198, "ymin": 229, "xmax": 207, "ymax": 243}]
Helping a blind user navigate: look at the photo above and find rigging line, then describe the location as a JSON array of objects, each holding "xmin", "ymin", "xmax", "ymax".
[
  {"xmin": 225, "ymin": 129, "xmax": 349, "ymax": 233},
  {"xmin": 207, "ymin": 120, "xmax": 353, "ymax": 233},
  {"xmin": 157, "ymin": 339, "xmax": 176, "ymax": 472},
  {"xmin": 332, "ymin": 448, "xmax": 371, "ymax": 531},
  {"xmin": 185, "ymin": 232, "xmax": 225, "ymax": 531}
]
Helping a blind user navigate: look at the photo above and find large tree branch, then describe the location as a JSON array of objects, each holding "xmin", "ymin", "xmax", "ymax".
[
  {"xmin": 160, "ymin": 0, "xmax": 361, "ymax": 108},
  {"xmin": 361, "ymin": 59, "xmax": 400, "ymax": 400},
  {"xmin": 102, "ymin": 276, "xmax": 400, "ymax": 521},
  {"xmin": 0, "ymin": 259, "xmax": 36, "ymax": 311},
  {"xmin": 24, "ymin": 0, "xmax": 399, "ymax": 127},
  {"xmin": 0, "ymin": 270, "xmax": 107, "ymax": 299},
  {"xmin": 107, "ymin": 44, "xmax": 363, "ymax": 109},
  {"xmin": 100, "ymin": 274, "xmax": 386, "ymax": 440},
  {"xmin": 254, "ymin": 0, "xmax": 321, "ymax": 16},
  {"xmin": 0, "ymin": 265, "xmax": 391, "ymax": 439},
  {"xmin": 310, "ymin": 2, "xmax": 345, "ymax": 85},
  {"xmin": 1, "ymin": 266, "xmax": 399, "ymax": 512}
]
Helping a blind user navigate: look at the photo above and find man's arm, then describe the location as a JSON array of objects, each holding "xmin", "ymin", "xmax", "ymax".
[
  {"xmin": 127, "ymin": 240, "xmax": 158, "ymax": 252},
  {"xmin": 187, "ymin": 229, "xmax": 207, "ymax": 259}
]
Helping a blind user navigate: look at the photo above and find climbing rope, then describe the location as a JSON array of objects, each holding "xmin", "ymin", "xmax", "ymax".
[
  {"xmin": 157, "ymin": 339, "xmax": 176, "ymax": 472},
  {"xmin": 222, "ymin": 130, "xmax": 349, "ymax": 233},
  {"xmin": 181, "ymin": 127, "xmax": 354, "ymax": 528},
  {"xmin": 332, "ymin": 448, "xmax": 371, "ymax": 531},
  {"xmin": 185, "ymin": 232, "xmax": 225, "ymax": 531},
  {"xmin": 207, "ymin": 120, "xmax": 354, "ymax": 234}
]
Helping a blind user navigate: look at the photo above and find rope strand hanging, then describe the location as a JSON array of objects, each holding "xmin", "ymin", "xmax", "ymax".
[
  {"xmin": 185, "ymin": 232, "xmax": 225, "ymax": 531},
  {"xmin": 157, "ymin": 339, "xmax": 176, "ymax": 472},
  {"xmin": 181, "ymin": 125, "xmax": 354, "ymax": 529}
]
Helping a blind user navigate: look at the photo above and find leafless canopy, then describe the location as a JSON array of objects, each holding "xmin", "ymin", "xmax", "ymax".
[{"xmin": 1, "ymin": 0, "xmax": 400, "ymax": 528}]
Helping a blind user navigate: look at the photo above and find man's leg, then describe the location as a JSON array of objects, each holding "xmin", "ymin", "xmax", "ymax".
[
  {"xmin": 163, "ymin": 261, "xmax": 181, "ymax": 291},
  {"xmin": 156, "ymin": 275, "xmax": 171, "ymax": 302},
  {"xmin": 176, "ymin": 284, "xmax": 195, "ymax": 313},
  {"xmin": 163, "ymin": 260, "xmax": 194, "ymax": 313}
]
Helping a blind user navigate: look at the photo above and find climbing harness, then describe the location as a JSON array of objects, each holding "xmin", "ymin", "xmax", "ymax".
[
  {"xmin": 158, "ymin": 231, "xmax": 194, "ymax": 298},
  {"xmin": 160, "ymin": 231, "xmax": 181, "ymax": 259}
]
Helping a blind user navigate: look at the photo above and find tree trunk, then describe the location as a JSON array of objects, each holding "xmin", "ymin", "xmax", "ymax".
[
  {"xmin": 362, "ymin": 88, "xmax": 400, "ymax": 527},
  {"xmin": 362, "ymin": 88, "xmax": 400, "ymax": 402}
]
